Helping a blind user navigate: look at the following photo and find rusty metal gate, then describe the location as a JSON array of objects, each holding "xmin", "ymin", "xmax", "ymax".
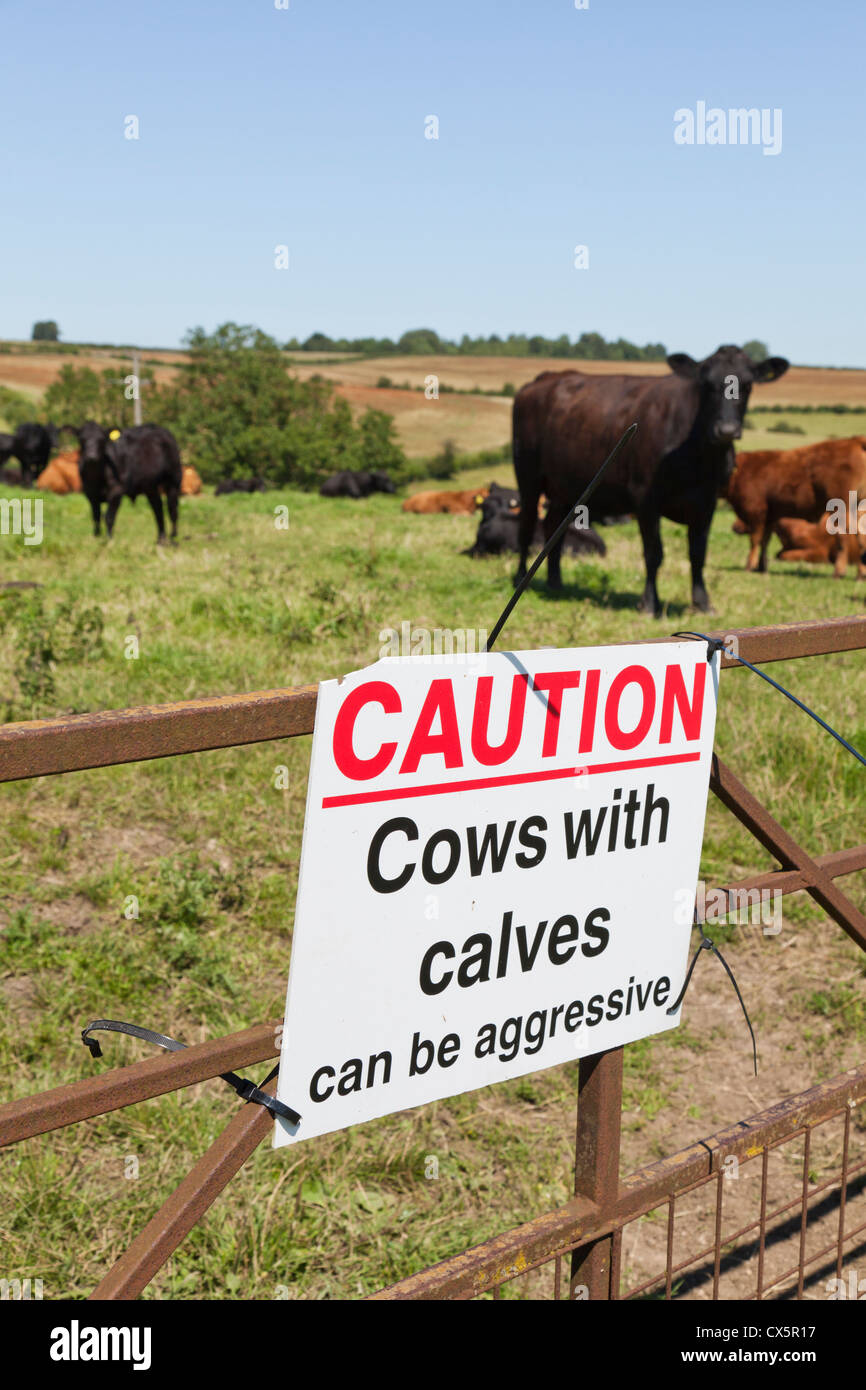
[{"xmin": 1, "ymin": 615, "xmax": 865, "ymax": 1300}]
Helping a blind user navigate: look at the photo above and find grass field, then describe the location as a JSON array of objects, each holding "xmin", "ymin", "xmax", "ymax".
[{"xmin": 1, "ymin": 471, "xmax": 865, "ymax": 1299}]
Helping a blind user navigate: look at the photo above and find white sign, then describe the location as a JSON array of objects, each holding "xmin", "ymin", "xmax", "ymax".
[{"xmin": 274, "ymin": 642, "xmax": 719, "ymax": 1147}]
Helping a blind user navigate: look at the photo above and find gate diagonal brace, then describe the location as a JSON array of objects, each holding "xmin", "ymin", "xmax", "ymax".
[
  {"xmin": 709, "ymin": 758, "xmax": 866, "ymax": 956},
  {"xmin": 81, "ymin": 1019, "xmax": 301, "ymax": 1126}
]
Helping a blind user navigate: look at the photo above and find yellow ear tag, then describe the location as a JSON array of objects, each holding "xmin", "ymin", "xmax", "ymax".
[
  {"xmin": 109, "ymin": 429, "xmax": 121, "ymax": 441},
  {"xmin": 474, "ymin": 494, "xmax": 483, "ymax": 504}
]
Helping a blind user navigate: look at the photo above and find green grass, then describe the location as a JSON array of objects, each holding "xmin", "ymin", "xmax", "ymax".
[
  {"xmin": 0, "ymin": 476, "xmax": 865, "ymax": 1300},
  {"xmin": 741, "ymin": 408, "xmax": 866, "ymax": 451}
]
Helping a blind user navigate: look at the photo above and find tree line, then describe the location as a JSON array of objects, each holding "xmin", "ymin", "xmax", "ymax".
[{"xmin": 287, "ymin": 327, "xmax": 674, "ymax": 360}]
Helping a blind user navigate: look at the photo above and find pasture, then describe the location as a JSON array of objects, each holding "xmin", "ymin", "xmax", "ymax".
[{"xmin": 1, "ymin": 470, "xmax": 865, "ymax": 1298}]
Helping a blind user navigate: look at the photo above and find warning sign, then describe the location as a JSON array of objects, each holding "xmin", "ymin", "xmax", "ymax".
[{"xmin": 274, "ymin": 642, "xmax": 719, "ymax": 1147}]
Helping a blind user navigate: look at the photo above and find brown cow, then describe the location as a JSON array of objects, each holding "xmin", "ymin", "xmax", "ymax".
[
  {"xmin": 36, "ymin": 451, "xmax": 82, "ymax": 494},
  {"xmin": 737, "ymin": 515, "xmax": 864, "ymax": 570},
  {"xmin": 727, "ymin": 437, "xmax": 866, "ymax": 577},
  {"xmin": 181, "ymin": 465, "xmax": 203, "ymax": 496},
  {"xmin": 402, "ymin": 487, "xmax": 488, "ymax": 515}
]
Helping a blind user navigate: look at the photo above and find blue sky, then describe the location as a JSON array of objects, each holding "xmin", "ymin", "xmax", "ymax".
[{"xmin": 2, "ymin": 0, "xmax": 864, "ymax": 364}]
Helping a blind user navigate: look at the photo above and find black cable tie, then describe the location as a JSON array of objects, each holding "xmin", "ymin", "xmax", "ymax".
[
  {"xmin": 80, "ymin": 1019, "xmax": 301, "ymax": 1126},
  {"xmin": 674, "ymin": 630, "xmax": 866, "ymax": 770},
  {"xmin": 667, "ymin": 919, "xmax": 759, "ymax": 1076}
]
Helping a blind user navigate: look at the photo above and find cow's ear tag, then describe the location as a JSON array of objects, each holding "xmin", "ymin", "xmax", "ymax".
[
  {"xmin": 109, "ymin": 429, "xmax": 121, "ymax": 441},
  {"xmin": 474, "ymin": 494, "xmax": 483, "ymax": 504}
]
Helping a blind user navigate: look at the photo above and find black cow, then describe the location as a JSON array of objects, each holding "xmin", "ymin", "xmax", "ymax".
[
  {"xmin": 61, "ymin": 422, "xmax": 182, "ymax": 542},
  {"xmin": 215, "ymin": 476, "xmax": 267, "ymax": 495},
  {"xmin": 468, "ymin": 484, "xmax": 606, "ymax": 559},
  {"xmin": 9, "ymin": 422, "xmax": 56, "ymax": 484},
  {"xmin": 319, "ymin": 469, "xmax": 396, "ymax": 498},
  {"xmin": 513, "ymin": 346, "xmax": 789, "ymax": 615},
  {"xmin": 0, "ymin": 433, "xmax": 15, "ymax": 466}
]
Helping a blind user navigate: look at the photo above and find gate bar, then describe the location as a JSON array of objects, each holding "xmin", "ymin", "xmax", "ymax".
[
  {"xmin": 0, "ymin": 1023, "xmax": 280, "ymax": 1147},
  {"xmin": 90, "ymin": 1073, "xmax": 278, "ymax": 1301}
]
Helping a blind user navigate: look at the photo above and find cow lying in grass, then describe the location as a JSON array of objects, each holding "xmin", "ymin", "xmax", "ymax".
[
  {"xmin": 215, "ymin": 476, "xmax": 266, "ymax": 494},
  {"xmin": 319, "ymin": 469, "xmax": 395, "ymax": 498},
  {"xmin": 467, "ymin": 483, "xmax": 606, "ymax": 559},
  {"xmin": 727, "ymin": 437, "xmax": 866, "ymax": 576},
  {"xmin": 732, "ymin": 514, "xmax": 866, "ymax": 575},
  {"xmin": 402, "ymin": 487, "xmax": 488, "ymax": 515}
]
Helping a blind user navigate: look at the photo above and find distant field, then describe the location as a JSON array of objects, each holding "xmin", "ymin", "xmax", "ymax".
[
  {"xmin": 3, "ymin": 344, "xmax": 866, "ymax": 461},
  {"xmin": 0, "ymin": 348, "xmax": 181, "ymax": 394},
  {"xmin": 288, "ymin": 354, "xmax": 866, "ymax": 406}
]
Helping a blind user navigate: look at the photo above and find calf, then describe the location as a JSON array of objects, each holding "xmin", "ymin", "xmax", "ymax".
[
  {"xmin": 727, "ymin": 437, "xmax": 866, "ymax": 576},
  {"xmin": 468, "ymin": 508, "xmax": 606, "ymax": 559},
  {"xmin": 36, "ymin": 451, "xmax": 82, "ymax": 495},
  {"xmin": 763, "ymin": 517, "xmax": 864, "ymax": 572},
  {"xmin": 402, "ymin": 487, "xmax": 488, "ymax": 515}
]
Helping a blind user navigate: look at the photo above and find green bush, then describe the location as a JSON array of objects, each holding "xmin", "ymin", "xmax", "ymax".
[
  {"xmin": 151, "ymin": 323, "xmax": 407, "ymax": 488},
  {"xmin": 767, "ymin": 420, "xmax": 807, "ymax": 435},
  {"xmin": 0, "ymin": 385, "xmax": 39, "ymax": 430},
  {"xmin": 43, "ymin": 364, "xmax": 153, "ymax": 430}
]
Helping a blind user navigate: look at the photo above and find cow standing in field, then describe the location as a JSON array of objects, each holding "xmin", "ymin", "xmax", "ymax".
[
  {"xmin": 727, "ymin": 437, "xmax": 866, "ymax": 577},
  {"xmin": 513, "ymin": 346, "xmax": 789, "ymax": 615},
  {"xmin": 61, "ymin": 422, "xmax": 182, "ymax": 542}
]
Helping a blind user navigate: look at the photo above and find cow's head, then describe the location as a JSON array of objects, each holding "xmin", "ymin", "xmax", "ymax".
[
  {"xmin": 60, "ymin": 421, "xmax": 120, "ymax": 467},
  {"xmin": 667, "ymin": 345, "xmax": 789, "ymax": 446},
  {"xmin": 59, "ymin": 422, "xmax": 123, "ymax": 478},
  {"xmin": 370, "ymin": 470, "xmax": 396, "ymax": 494}
]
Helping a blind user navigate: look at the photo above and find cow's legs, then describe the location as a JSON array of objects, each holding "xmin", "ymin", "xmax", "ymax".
[
  {"xmin": 165, "ymin": 486, "xmax": 180, "ymax": 543},
  {"xmin": 105, "ymin": 489, "xmax": 123, "ymax": 539},
  {"xmin": 745, "ymin": 517, "xmax": 767, "ymax": 571},
  {"xmin": 514, "ymin": 484, "xmax": 542, "ymax": 587},
  {"xmin": 688, "ymin": 514, "xmax": 715, "ymax": 613},
  {"xmin": 145, "ymin": 490, "xmax": 167, "ymax": 544},
  {"xmin": 544, "ymin": 500, "xmax": 570, "ymax": 591},
  {"xmin": 637, "ymin": 511, "xmax": 663, "ymax": 617},
  {"xmin": 88, "ymin": 494, "xmax": 102, "ymax": 537}
]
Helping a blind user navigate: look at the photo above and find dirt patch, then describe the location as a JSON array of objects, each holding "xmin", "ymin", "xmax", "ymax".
[
  {"xmin": 80, "ymin": 826, "xmax": 177, "ymax": 869},
  {"xmin": 38, "ymin": 894, "xmax": 102, "ymax": 937},
  {"xmin": 0, "ymin": 973, "xmax": 40, "ymax": 1024}
]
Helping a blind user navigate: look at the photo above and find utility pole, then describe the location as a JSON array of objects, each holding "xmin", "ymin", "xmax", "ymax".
[{"xmin": 131, "ymin": 349, "xmax": 142, "ymax": 427}]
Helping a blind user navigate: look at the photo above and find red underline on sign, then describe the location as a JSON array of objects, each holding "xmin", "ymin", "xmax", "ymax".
[{"xmin": 320, "ymin": 752, "xmax": 701, "ymax": 808}]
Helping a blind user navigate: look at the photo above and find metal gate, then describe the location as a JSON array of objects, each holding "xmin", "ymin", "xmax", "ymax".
[{"xmin": 2, "ymin": 615, "xmax": 865, "ymax": 1299}]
